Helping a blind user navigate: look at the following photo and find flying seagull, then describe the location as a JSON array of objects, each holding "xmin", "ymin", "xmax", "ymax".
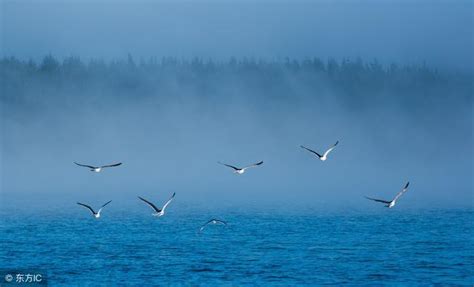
[
  {"xmin": 77, "ymin": 200, "xmax": 112, "ymax": 218},
  {"xmin": 199, "ymin": 219, "xmax": 227, "ymax": 233},
  {"xmin": 365, "ymin": 182, "xmax": 410, "ymax": 208},
  {"xmin": 74, "ymin": 162, "xmax": 122, "ymax": 172},
  {"xmin": 138, "ymin": 192, "xmax": 176, "ymax": 217},
  {"xmin": 300, "ymin": 141, "xmax": 339, "ymax": 161},
  {"xmin": 217, "ymin": 161, "xmax": 263, "ymax": 174}
]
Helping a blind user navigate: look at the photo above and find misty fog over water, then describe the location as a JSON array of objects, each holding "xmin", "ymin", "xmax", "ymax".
[
  {"xmin": 1, "ymin": 56, "xmax": 471, "ymax": 211},
  {"xmin": 1, "ymin": 0, "xmax": 472, "ymax": 212}
]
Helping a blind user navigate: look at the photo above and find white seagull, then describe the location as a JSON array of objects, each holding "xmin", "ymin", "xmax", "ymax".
[
  {"xmin": 74, "ymin": 162, "xmax": 122, "ymax": 172},
  {"xmin": 217, "ymin": 161, "xmax": 263, "ymax": 174},
  {"xmin": 300, "ymin": 141, "xmax": 339, "ymax": 161},
  {"xmin": 77, "ymin": 200, "xmax": 112, "ymax": 218},
  {"xmin": 365, "ymin": 182, "xmax": 410, "ymax": 208},
  {"xmin": 199, "ymin": 219, "xmax": 227, "ymax": 233},
  {"xmin": 138, "ymin": 192, "xmax": 176, "ymax": 217}
]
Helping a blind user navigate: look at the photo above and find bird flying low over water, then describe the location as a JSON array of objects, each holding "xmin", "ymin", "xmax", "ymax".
[
  {"xmin": 365, "ymin": 182, "xmax": 410, "ymax": 208},
  {"xmin": 300, "ymin": 141, "xmax": 339, "ymax": 161},
  {"xmin": 138, "ymin": 192, "xmax": 176, "ymax": 217},
  {"xmin": 77, "ymin": 200, "xmax": 112, "ymax": 218},
  {"xmin": 199, "ymin": 219, "xmax": 227, "ymax": 233},
  {"xmin": 74, "ymin": 162, "xmax": 122, "ymax": 172},
  {"xmin": 217, "ymin": 161, "xmax": 263, "ymax": 174}
]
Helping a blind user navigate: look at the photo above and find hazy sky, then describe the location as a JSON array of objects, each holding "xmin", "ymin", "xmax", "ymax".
[{"xmin": 1, "ymin": 0, "xmax": 472, "ymax": 71}]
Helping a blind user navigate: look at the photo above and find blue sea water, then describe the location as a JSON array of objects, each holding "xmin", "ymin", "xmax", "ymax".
[{"xmin": 1, "ymin": 208, "xmax": 473, "ymax": 286}]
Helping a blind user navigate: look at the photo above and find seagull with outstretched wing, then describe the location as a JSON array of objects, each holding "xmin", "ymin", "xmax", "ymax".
[
  {"xmin": 199, "ymin": 219, "xmax": 227, "ymax": 233},
  {"xmin": 138, "ymin": 192, "xmax": 176, "ymax": 217},
  {"xmin": 77, "ymin": 200, "xmax": 112, "ymax": 218},
  {"xmin": 74, "ymin": 162, "xmax": 122, "ymax": 172},
  {"xmin": 365, "ymin": 182, "xmax": 410, "ymax": 208},
  {"xmin": 217, "ymin": 161, "xmax": 263, "ymax": 174},
  {"xmin": 301, "ymin": 141, "xmax": 339, "ymax": 161}
]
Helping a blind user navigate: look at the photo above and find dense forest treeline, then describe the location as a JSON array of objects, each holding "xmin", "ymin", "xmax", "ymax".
[
  {"xmin": 1, "ymin": 55, "xmax": 469, "ymax": 87},
  {"xmin": 1, "ymin": 54, "xmax": 471, "ymax": 115}
]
